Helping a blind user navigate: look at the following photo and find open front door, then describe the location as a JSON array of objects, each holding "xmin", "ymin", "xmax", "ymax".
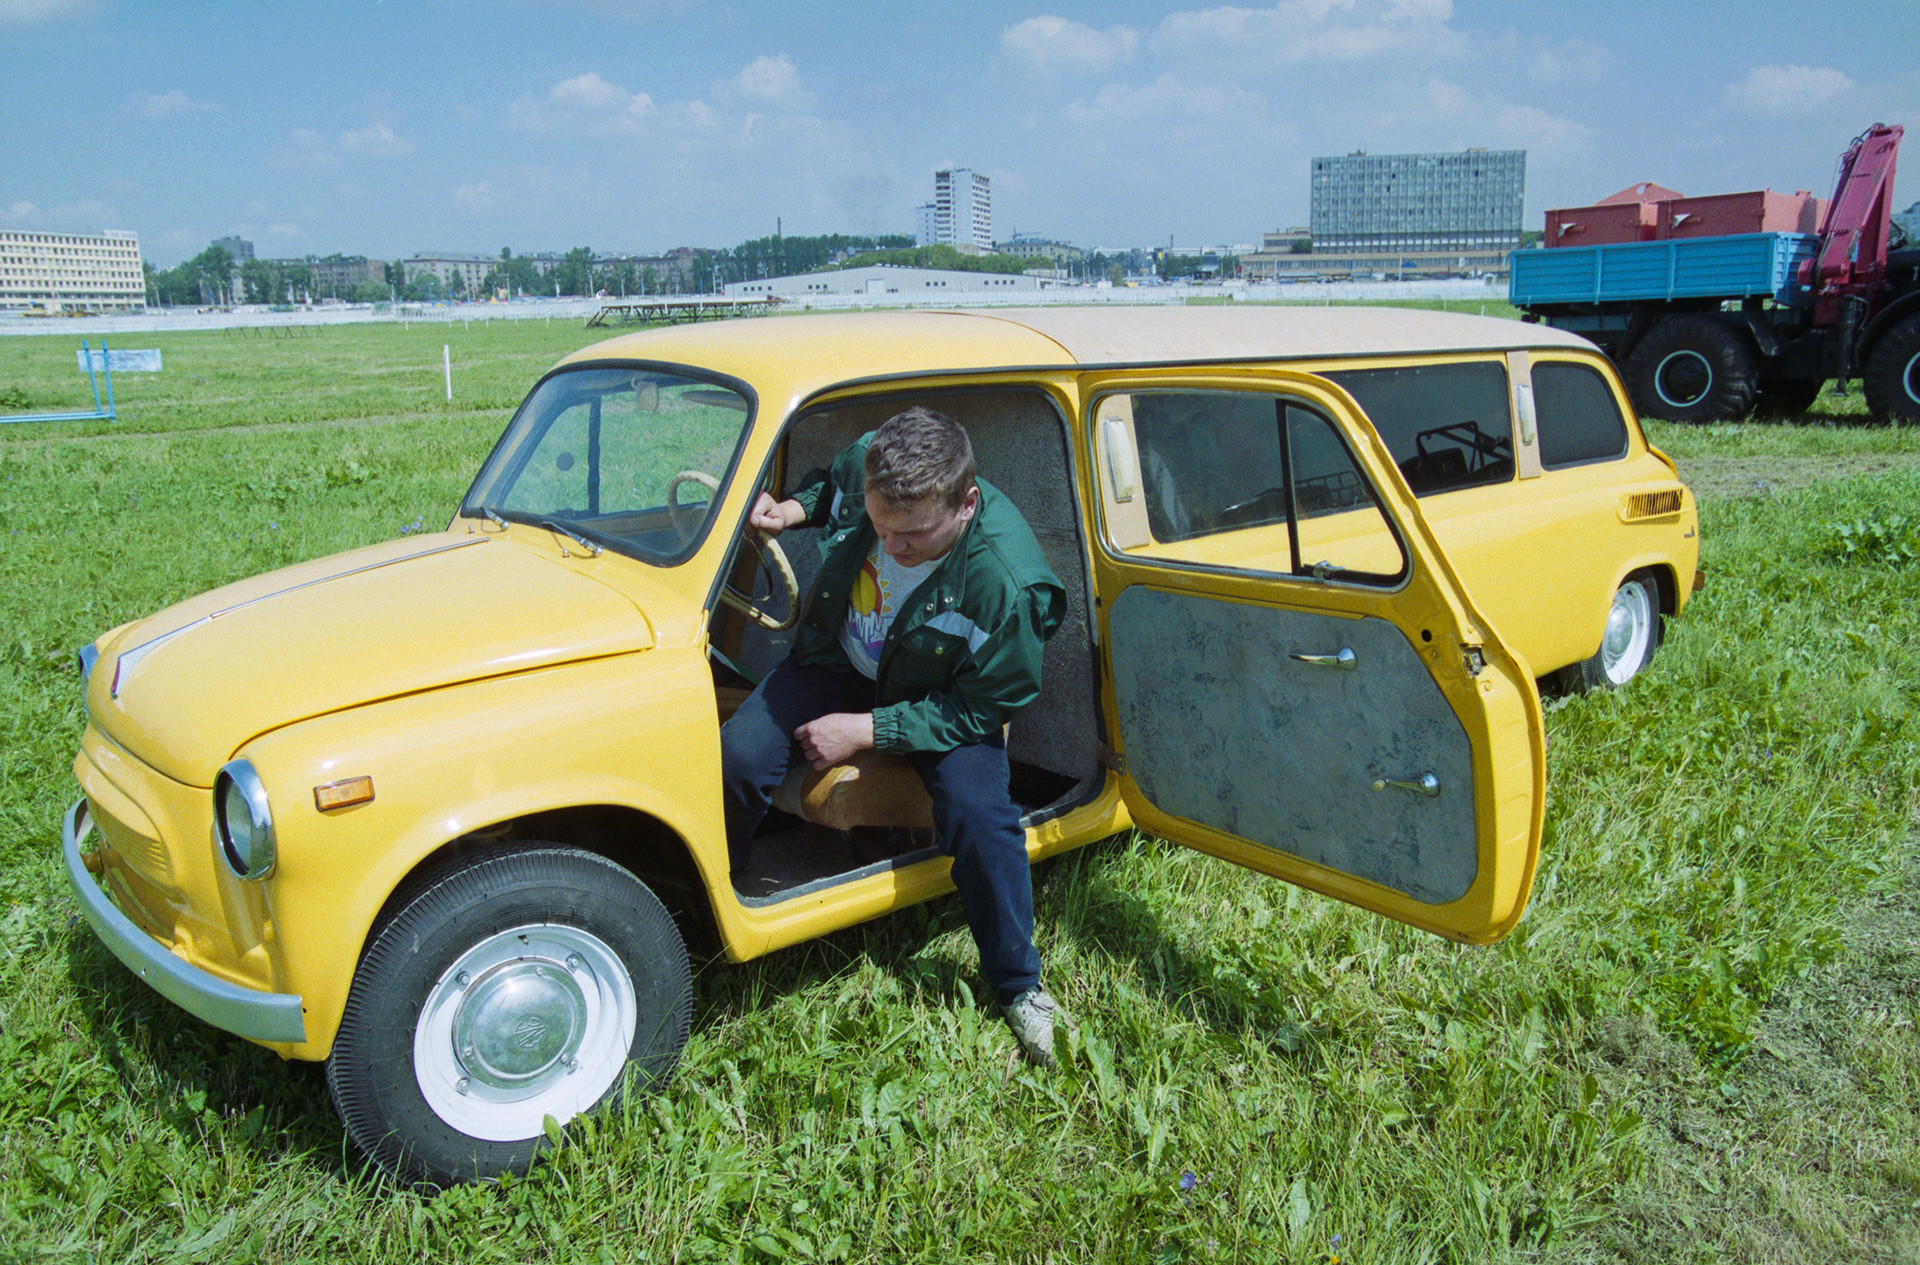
[{"xmin": 1084, "ymin": 369, "xmax": 1544, "ymax": 944}]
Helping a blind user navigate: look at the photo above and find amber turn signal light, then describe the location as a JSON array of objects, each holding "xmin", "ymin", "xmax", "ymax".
[{"xmin": 314, "ymin": 776, "xmax": 375, "ymax": 811}]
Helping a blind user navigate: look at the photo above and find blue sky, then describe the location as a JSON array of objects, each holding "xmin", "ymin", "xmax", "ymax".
[{"xmin": 3, "ymin": 0, "xmax": 1916, "ymax": 266}]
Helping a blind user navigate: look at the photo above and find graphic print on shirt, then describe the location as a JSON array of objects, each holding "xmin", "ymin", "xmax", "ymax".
[
  {"xmin": 846, "ymin": 553, "xmax": 888, "ymax": 665},
  {"xmin": 840, "ymin": 542, "xmax": 936, "ymax": 679}
]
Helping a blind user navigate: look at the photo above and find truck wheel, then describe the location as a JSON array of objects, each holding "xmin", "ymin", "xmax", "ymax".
[
  {"xmin": 1622, "ymin": 316, "xmax": 1759, "ymax": 422},
  {"xmin": 1863, "ymin": 315, "xmax": 1920, "ymax": 424},
  {"xmin": 1751, "ymin": 378, "xmax": 1823, "ymax": 420},
  {"xmin": 327, "ymin": 847, "xmax": 692, "ymax": 1189},
  {"xmin": 1555, "ymin": 570, "xmax": 1664, "ymax": 694}
]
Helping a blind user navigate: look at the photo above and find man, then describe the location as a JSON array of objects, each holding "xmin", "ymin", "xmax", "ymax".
[{"xmin": 721, "ymin": 407, "xmax": 1070, "ymax": 1064}]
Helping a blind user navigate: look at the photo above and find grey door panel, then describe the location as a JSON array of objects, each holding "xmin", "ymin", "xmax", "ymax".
[{"xmin": 1108, "ymin": 585, "xmax": 1478, "ymax": 904}]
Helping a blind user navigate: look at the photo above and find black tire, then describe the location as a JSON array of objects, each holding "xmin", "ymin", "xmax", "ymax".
[
  {"xmin": 1863, "ymin": 314, "xmax": 1920, "ymax": 424},
  {"xmin": 1621, "ymin": 316, "xmax": 1759, "ymax": 422},
  {"xmin": 1750, "ymin": 377, "xmax": 1823, "ymax": 420},
  {"xmin": 1555, "ymin": 570, "xmax": 1664, "ymax": 695},
  {"xmin": 327, "ymin": 847, "xmax": 691, "ymax": 1189}
]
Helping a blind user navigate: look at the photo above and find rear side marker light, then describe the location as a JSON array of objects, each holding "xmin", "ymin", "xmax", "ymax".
[{"xmin": 314, "ymin": 777, "xmax": 375, "ymax": 812}]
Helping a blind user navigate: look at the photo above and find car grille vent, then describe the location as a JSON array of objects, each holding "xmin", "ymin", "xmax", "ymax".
[{"xmin": 1622, "ymin": 489, "xmax": 1683, "ymax": 520}]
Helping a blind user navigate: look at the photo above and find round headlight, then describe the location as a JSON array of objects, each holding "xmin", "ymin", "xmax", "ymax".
[{"xmin": 216, "ymin": 759, "xmax": 276, "ymax": 880}]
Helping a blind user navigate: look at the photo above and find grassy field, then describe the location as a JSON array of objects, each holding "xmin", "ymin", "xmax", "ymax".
[{"xmin": 1, "ymin": 320, "xmax": 1917, "ymax": 1263}]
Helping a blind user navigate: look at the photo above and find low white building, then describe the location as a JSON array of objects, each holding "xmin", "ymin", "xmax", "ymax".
[
  {"xmin": 724, "ymin": 265, "xmax": 1041, "ymax": 300},
  {"xmin": 0, "ymin": 228, "xmax": 145, "ymax": 312}
]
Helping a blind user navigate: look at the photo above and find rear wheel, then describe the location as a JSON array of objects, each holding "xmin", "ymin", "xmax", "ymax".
[
  {"xmin": 1863, "ymin": 314, "xmax": 1920, "ymax": 424},
  {"xmin": 1556, "ymin": 571, "xmax": 1664, "ymax": 694},
  {"xmin": 1622, "ymin": 316, "xmax": 1759, "ymax": 422},
  {"xmin": 327, "ymin": 847, "xmax": 692, "ymax": 1189}
]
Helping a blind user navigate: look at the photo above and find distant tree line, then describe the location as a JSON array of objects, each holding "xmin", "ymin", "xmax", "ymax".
[
  {"xmin": 144, "ymin": 231, "xmax": 1157, "ymax": 309},
  {"xmin": 146, "ymin": 245, "xmax": 398, "ymax": 306},
  {"xmin": 1156, "ymin": 252, "xmax": 1241, "ymax": 280},
  {"xmin": 691, "ymin": 234, "xmax": 915, "ymax": 290}
]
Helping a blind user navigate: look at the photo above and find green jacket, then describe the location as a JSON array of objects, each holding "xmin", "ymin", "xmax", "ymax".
[{"xmin": 787, "ymin": 434, "xmax": 1066, "ymax": 754}]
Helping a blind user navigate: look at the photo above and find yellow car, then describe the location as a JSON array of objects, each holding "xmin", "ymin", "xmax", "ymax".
[{"xmin": 64, "ymin": 307, "xmax": 1696, "ymax": 1186}]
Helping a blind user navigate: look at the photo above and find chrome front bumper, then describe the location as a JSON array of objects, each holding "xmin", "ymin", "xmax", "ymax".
[{"xmin": 62, "ymin": 798, "xmax": 307, "ymax": 1044}]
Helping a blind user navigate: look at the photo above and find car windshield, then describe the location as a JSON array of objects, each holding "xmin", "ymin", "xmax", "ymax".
[{"xmin": 462, "ymin": 366, "xmax": 754, "ymax": 564}]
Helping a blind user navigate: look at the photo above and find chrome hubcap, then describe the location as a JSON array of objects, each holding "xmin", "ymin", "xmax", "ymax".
[
  {"xmin": 1902, "ymin": 349, "xmax": 1919, "ymax": 406},
  {"xmin": 452, "ymin": 959, "xmax": 588, "ymax": 1091},
  {"xmin": 1599, "ymin": 580, "xmax": 1654, "ymax": 685},
  {"xmin": 1654, "ymin": 350, "xmax": 1713, "ymax": 409},
  {"xmin": 415, "ymin": 923, "xmax": 637, "ymax": 1142}
]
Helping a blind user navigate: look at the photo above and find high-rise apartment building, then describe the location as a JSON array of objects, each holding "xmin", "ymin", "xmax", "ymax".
[
  {"xmin": 1310, "ymin": 149, "xmax": 1525, "ymax": 253},
  {"xmin": 933, "ymin": 168, "xmax": 992, "ymax": 252},
  {"xmin": 0, "ymin": 228, "xmax": 146, "ymax": 311},
  {"xmin": 916, "ymin": 203, "xmax": 937, "ymax": 247}
]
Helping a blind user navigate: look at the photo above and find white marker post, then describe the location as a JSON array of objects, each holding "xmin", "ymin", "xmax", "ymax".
[{"xmin": 443, "ymin": 344, "xmax": 452, "ymax": 402}]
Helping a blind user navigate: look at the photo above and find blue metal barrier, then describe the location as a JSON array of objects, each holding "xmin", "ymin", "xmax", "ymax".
[{"xmin": 1, "ymin": 339, "xmax": 118, "ymax": 424}]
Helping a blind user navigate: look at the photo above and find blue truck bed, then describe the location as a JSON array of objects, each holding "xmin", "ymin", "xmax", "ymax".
[{"xmin": 1509, "ymin": 232, "xmax": 1817, "ymax": 308}]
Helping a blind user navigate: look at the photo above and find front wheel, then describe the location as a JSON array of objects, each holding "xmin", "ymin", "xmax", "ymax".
[
  {"xmin": 1863, "ymin": 314, "xmax": 1920, "ymax": 424},
  {"xmin": 327, "ymin": 847, "xmax": 692, "ymax": 1189},
  {"xmin": 1556, "ymin": 571, "xmax": 1665, "ymax": 694}
]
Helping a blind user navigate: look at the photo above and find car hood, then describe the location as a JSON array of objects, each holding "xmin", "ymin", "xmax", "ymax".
[{"xmin": 89, "ymin": 532, "xmax": 653, "ymax": 786}]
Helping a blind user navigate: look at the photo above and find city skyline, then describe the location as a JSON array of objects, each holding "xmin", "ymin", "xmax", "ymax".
[{"xmin": 3, "ymin": 0, "xmax": 1915, "ymax": 267}]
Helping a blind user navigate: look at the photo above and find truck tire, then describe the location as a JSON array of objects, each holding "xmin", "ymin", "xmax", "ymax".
[
  {"xmin": 1863, "ymin": 314, "xmax": 1920, "ymax": 424},
  {"xmin": 1621, "ymin": 316, "xmax": 1759, "ymax": 422},
  {"xmin": 1751, "ymin": 377, "xmax": 1823, "ymax": 420}
]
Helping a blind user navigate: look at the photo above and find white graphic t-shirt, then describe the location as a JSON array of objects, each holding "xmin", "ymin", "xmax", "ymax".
[{"xmin": 839, "ymin": 540, "xmax": 938, "ymax": 680}]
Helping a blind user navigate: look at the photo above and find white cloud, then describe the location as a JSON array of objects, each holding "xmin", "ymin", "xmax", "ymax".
[
  {"xmin": 1336, "ymin": 78, "xmax": 1588, "ymax": 158},
  {"xmin": 551, "ymin": 71, "xmax": 631, "ymax": 112},
  {"xmin": 730, "ymin": 54, "xmax": 804, "ymax": 107},
  {"xmin": 1489, "ymin": 102, "xmax": 1590, "ymax": 151},
  {"xmin": 279, "ymin": 121, "xmax": 413, "ymax": 167},
  {"xmin": 266, "ymin": 222, "xmax": 303, "ymax": 238},
  {"xmin": 1066, "ymin": 73, "xmax": 1264, "ymax": 126},
  {"xmin": 133, "ymin": 89, "xmax": 218, "ymax": 119},
  {"xmin": 511, "ymin": 73, "xmax": 660, "ymax": 134},
  {"xmin": 1724, "ymin": 64, "xmax": 1855, "ymax": 117},
  {"xmin": 1152, "ymin": 0, "xmax": 1465, "ymax": 65},
  {"xmin": 0, "ymin": 0, "xmax": 98, "ymax": 24},
  {"xmin": 1527, "ymin": 38, "xmax": 1612, "ymax": 84},
  {"xmin": 4, "ymin": 200, "xmax": 40, "ymax": 220},
  {"xmin": 453, "ymin": 181, "xmax": 499, "ymax": 212},
  {"xmin": 1002, "ymin": 16, "xmax": 1139, "ymax": 73},
  {"xmin": 338, "ymin": 122, "xmax": 412, "ymax": 155}
]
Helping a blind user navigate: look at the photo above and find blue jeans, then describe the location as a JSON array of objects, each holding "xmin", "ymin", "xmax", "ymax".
[{"xmin": 721, "ymin": 656, "xmax": 1043, "ymax": 1003}]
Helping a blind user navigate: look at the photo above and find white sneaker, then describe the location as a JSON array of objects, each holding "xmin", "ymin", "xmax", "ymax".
[{"xmin": 1001, "ymin": 988, "xmax": 1068, "ymax": 1066}]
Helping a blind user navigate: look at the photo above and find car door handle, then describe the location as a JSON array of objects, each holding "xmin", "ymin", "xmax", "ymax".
[
  {"xmin": 1372, "ymin": 772, "xmax": 1441, "ymax": 798},
  {"xmin": 1290, "ymin": 647, "xmax": 1357, "ymax": 670}
]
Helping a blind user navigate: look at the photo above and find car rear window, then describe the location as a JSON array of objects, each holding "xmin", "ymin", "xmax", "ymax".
[
  {"xmin": 1533, "ymin": 361, "xmax": 1630, "ymax": 468},
  {"xmin": 1321, "ymin": 361, "xmax": 1514, "ymax": 496}
]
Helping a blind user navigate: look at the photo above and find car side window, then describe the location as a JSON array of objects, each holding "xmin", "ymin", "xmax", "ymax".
[
  {"xmin": 1104, "ymin": 389, "xmax": 1407, "ymax": 586},
  {"xmin": 1532, "ymin": 361, "xmax": 1630, "ymax": 468},
  {"xmin": 1321, "ymin": 361, "xmax": 1514, "ymax": 496}
]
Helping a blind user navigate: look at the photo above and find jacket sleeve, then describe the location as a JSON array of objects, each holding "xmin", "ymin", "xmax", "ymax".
[
  {"xmin": 787, "ymin": 435, "xmax": 872, "ymax": 528},
  {"xmin": 871, "ymin": 581, "xmax": 1065, "ymax": 754}
]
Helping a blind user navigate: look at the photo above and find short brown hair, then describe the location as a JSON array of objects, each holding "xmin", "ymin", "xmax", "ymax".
[{"xmin": 864, "ymin": 407, "xmax": 977, "ymax": 510}]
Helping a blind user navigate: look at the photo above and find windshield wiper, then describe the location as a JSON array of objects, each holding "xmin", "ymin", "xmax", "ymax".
[
  {"xmin": 460, "ymin": 506, "xmax": 509, "ymax": 532},
  {"xmin": 539, "ymin": 518, "xmax": 603, "ymax": 557}
]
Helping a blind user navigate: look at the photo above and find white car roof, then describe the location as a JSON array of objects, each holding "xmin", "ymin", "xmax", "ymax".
[{"xmin": 971, "ymin": 304, "xmax": 1593, "ymax": 366}]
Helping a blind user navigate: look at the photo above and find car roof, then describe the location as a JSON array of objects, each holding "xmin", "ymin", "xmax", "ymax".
[{"xmin": 562, "ymin": 305, "xmax": 1595, "ymax": 397}]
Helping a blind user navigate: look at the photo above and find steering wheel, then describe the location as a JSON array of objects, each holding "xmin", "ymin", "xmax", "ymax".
[
  {"xmin": 669, "ymin": 470, "xmax": 800, "ymax": 631},
  {"xmin": 666, "ymin": 469, "xmax": 720, "ymax": 544}
]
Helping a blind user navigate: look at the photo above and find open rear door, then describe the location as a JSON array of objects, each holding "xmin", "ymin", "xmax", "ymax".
[{"xmin": 1083, "ymin": 369, "xmax": 1544, "ymax": 944}]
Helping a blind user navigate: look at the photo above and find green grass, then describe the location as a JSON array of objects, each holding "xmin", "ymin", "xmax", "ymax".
[{"xmin": 2, "ymin": 322, "xmax": 1918, "ymax": 1262}]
